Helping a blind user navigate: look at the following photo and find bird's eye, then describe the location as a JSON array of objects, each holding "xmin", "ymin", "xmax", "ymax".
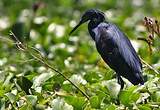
[{"xmin": 93, "ymin": 18, "xmax": 98, "ymax": 22}]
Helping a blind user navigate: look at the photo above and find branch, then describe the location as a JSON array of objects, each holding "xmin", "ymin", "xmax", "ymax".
[
  {"xmin": 9, "ymin": 31, "xmax": 90, "ymax": 100},
  {"xmin": 139, "ymin": 56, "xmax": 160, "ymax": 74}
]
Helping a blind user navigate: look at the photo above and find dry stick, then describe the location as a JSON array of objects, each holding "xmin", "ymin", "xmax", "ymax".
[
  {"xmin": 139, "ymin": 56, "xmax": 160, "ymax": 74},
  {"xmin": 9, "ymin": 31, "xmax": 90, "ymax": 100},
  {"xmin": 30, "ymin": 48, "xmax": 90, "ymax": 100}
]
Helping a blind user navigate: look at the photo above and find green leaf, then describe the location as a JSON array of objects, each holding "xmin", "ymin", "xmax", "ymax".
[
  {"xmin": 3, "ymin": 72, "xmax": 14, "ymax": 86},
  {"xmin": 89, "ymin": 96, "xmax": 100, "ymax": 109},
  {"xmin": 0, "ymin": 84, "xmax": 5, "ymax": 97},
  {"xmin": 119, "ymin": 92, "xmax": 130, "ymax": 105},
  {"xmin": 19, "ymin": 103, "xmax": 33, "ymax": 110},
  {"xmin": 0, "ymin": 98, "xmax": 5, "ymax": 110},
  {"xmin": 5, "ymin": 92, "xmax": 16, "ymax": 103},
  {"xmin": 106, "ymin": 104, "xmax": 116, "ymax": 110},
  {"xmin": 35, "ymin": 104, "xmax": 45, "ymax": 110},
  {"xmin": 119, "ymin": 86, "xmax": 138, "ymax": 106},
  {"xmin": 26, "ymin": 95, "xmax": 37, "ymax": 106},
  {"xmin": 119, "ymin": 90, "xmax": 130, "ymax": 106},
  {"xmin": 32, "ymin": 71, "xmax": 55, "ymax": 89},
  {"xmin": 62, "ymin": 83, "xmax": 73, "ymax": 92},
  {"xmin": 131, "ymin": 92, "xmax": 140, "ymax": 102},
  {"xmin": 138, "ymin": 104, "xmax": 152, "ymax": 110},
  {"xmin": 36, "ymin": 93, "xmax": 47, "ymax": 105},
  {"xmin": 65, "ymin": 96, "xmax": 86, "ymax": 110},
  {"xmin": 0, "ymin": 71, "xmax": 5, "ymax": 83},
  {"xmin": 97, "ymin": 90, "xmax": 106, "ymax": 101},
  {"xmin": 84, "ymin": 72, "xmax": 101, "ymax": 84},
  {"xmin": 151, "ymin": 91, "xmax": 160, "ymax": 102}
]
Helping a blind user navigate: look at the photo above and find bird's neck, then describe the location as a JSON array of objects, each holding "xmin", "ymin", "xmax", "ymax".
[
  {"xmin": 88, "ymin": 20, "xmax": 103, "ymax": 41},
  {"xmin": 88, "ymin": 20, "xmax": 101, "ymax": 29}
]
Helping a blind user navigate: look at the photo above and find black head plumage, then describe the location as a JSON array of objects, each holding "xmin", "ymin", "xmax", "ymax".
[{"xmin": 69, "ymin": 9, "xmax": 105, "ymax": 35}]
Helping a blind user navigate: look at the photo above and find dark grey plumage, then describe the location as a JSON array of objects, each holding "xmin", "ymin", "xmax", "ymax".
[{"xmin": 69, "ymin": 9, "xmax": 144, "ymax": 89}]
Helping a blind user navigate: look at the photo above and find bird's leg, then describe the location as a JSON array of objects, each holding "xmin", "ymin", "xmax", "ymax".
[{"xmin": 117, "ymin": 75, "xmax": 124, "ymax": 89}]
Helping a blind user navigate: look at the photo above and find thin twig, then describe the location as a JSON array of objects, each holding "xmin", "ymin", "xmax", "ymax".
[
  {"xmin": 139, "ymin": 56, "xmax": 160, "ymax": 74},
  {"xmin": 15, "ymin": 59, "xmax": 36, "ymax": 63},
  {"xmin": 9, "ymin": 31, "xmax": 90, "ymax": 100},
  {"xmin": 33, "ymin": 53, "xmax": 89, "ymax": 99},
  {"xmin": 0, "ymin": 35, "xmax": 14, "ymax": 43}
]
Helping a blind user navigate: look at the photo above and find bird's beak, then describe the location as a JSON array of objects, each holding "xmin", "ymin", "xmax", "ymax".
[{"xmin": 69, "ymin": 20, "xmax": 84, "ymax": 35}]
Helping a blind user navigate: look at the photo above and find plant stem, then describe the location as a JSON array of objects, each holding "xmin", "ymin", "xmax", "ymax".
[
  {"xmin": 28, "ymin": 47, "xmax": 90, "ymax": 100},
  {"xmin": 140, "ymin": 56, "xmax": 159, "ymax": 74},
  {"xmin": 9, "ymin": 31, "xmax": 90, "ymax": 100}
]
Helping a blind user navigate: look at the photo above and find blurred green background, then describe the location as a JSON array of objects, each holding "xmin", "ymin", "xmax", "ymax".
[{"xmin": 0, "ymin": 0, "xmax": 160, "ymax": 110}]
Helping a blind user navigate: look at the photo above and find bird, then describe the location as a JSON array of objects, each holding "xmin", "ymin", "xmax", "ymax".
[{"xmin": 69, "ymin": 9, "xmax": 144, "ymax": 89}]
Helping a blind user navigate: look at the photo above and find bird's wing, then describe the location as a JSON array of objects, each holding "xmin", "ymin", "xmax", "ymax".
[
  {"xmin": 96, "ymin": 22, "xmax": 142, "ymax": 74},
  {"xmin": 111, "ymin": 23, "xmax": 142, "ymax": 72}
]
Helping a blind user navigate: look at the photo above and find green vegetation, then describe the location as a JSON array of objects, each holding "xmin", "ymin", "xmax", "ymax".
[{"xmin": 0, "ymin": 0, "xmax": 160, "ymax": 109}]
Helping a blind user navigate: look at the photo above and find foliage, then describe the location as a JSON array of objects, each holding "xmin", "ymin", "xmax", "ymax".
[{"xmin": 0, "ymin": 0, "xmax": 160, "ymax": 109}]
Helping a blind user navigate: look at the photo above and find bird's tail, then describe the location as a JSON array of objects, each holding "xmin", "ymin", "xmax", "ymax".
[{"xmin": 129, "ymin": 72, "xmax": 144, "ymax": 85}]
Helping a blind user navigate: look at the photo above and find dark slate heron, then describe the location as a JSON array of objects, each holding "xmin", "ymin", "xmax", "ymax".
[{"xmin": 69, "ymin": 9, "xmax": 144, "ymax": 89}]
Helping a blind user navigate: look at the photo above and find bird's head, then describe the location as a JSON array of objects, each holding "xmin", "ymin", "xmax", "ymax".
[{"xmin": 69, "ymin": 9, "xmax": 105, "ymax": 35}]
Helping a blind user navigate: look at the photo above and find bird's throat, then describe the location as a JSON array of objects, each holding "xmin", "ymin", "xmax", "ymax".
[{"xmin": 88, "ymin": 21, "xmax": 102, "ymax": 41}]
